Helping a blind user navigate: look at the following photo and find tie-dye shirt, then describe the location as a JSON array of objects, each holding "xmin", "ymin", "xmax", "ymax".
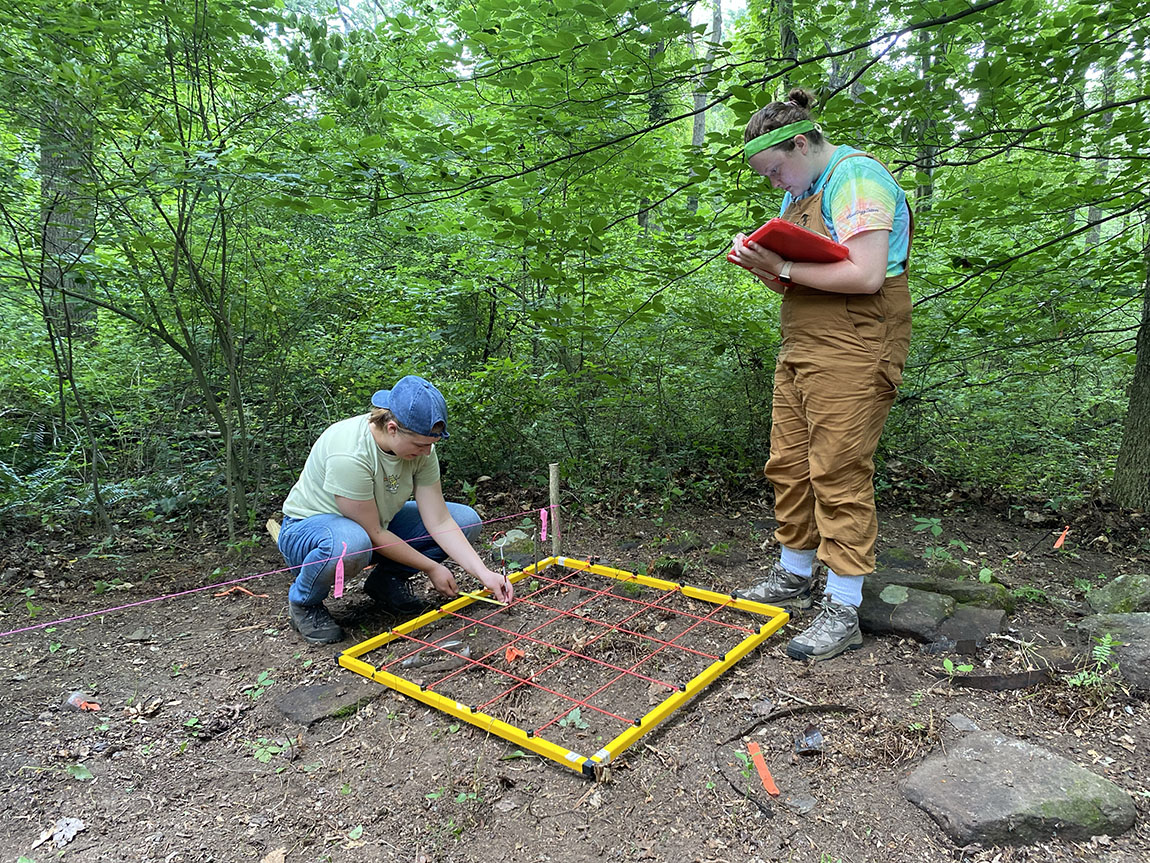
[{"xmin": 779, "ymin": 146, "xmax": 911, "ymax": 276}]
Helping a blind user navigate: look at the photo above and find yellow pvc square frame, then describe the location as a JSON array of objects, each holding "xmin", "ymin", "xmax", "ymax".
[{"xmin": 338, "ymin": 557, "xmax": 789, "ymax": 779}]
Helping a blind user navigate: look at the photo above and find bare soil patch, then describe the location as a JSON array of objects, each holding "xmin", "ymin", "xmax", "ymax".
[{"xmin": 2, "ymin": 497, "xmax": 1148, "ymax": 863}]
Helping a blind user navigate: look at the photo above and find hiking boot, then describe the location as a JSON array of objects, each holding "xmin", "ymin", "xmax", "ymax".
[
  {"xmin": 288, "ymin": 601, "xmax": 344, "ymax": 645},
  {"xmin": 364, "ymin": 571, "xmax": 436, "ymax": 617},
  {"xmin": 733, "ymin": 561, "xmax": 814, "ymax": 610},
  {"xmin": 785, "ymin": 595, "xmax": 863, "ymax": 661}
]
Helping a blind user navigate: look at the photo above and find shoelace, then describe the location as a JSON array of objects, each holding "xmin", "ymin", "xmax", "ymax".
[{"xmin": 806, "ymin": 603, "xmax": 843, "ymax": 636}]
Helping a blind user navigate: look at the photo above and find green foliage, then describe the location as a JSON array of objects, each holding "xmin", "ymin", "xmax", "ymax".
[
  {"xmin": 558, "ymin": 707, "xmax": 590, "ymax": 730},
  {"xmin": 243, "ymin": 670, "xmax": 275, "ymax": 701},
  {"xmin": 0, "ymin": 0, "xmax": 1146, "ymax": 529},
  {"xmin": 941, "ymin": 657, "xmax": 974, "ymax": 682},
  {"xmin": 732, "ymin": 749, "xmax": 753, "ymax": 780},
  {"xmin": 246, "ymin": 737, "xmax": 289, "ymax": 764},
  {"xmin": 913, "ymin": 517, "xmax": 970, "ymax": 565},
  {"xmin": 1065, "ymin": 632, "xmax": 1122, "ymax": 697},
  {"xmin": 65, "ymin": 763, "xmax": 94, "ymax": 781}
]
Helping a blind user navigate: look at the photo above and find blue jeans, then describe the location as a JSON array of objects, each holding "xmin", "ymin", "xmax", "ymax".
[{"xmin": 279, "ymin": 501, "xmax": 481, "ymax": 606}]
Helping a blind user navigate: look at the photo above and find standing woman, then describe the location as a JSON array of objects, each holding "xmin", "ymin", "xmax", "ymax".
[{"xmin": 730, "ymin": 88, "xmax": 912, "ymax": 661}]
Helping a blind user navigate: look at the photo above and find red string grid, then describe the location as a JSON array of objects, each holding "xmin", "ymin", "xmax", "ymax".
[{"xmin": 340, "ymin": 557, "xmax": 789, "ymax": 777}]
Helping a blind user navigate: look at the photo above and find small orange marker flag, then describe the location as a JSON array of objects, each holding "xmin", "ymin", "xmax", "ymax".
[
  {"xmin": 505, "ymin": 646, "xmax": 526, "ymax": 663},
  {"xmin": 214, "ymin": 585, "xmax": 269, "ymax": 599},
  {"xmin": 1053, "ymin": 526, "xmax": 1070, "ymax": 549},
  {"xmin": 746, "ymin": 740, "xmax": 780, "ymax": 797}
]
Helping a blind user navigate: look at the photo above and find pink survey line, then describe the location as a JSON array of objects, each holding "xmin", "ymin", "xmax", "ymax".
[{"xmin": 0, "ymin": 504, "xmax": 557, "ymax": 640}]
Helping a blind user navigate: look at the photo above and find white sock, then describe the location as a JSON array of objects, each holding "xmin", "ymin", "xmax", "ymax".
[
  {"xmin": 825, "ymin": 569, "xmax": 864, "ymax": 607},
  {"xmin": 780, "ymin": 545, "xmax": 816, "ymax": 579}
]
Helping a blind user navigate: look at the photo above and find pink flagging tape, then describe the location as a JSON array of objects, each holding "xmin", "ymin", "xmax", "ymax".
[
  {"xmin": 540, "ymin": 508, "xmax": 548, "ymax": 541},
  {"xmin": 0, "ymin": 505, "xmax": 559, "ymax": 640},
  {"xmin": 333, "ymin": 541, "xmax": 348, "ymax": 599}
]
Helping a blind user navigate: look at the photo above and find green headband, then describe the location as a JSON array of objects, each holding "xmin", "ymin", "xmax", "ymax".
[{"xmin": 744, "ymin": 120, "xmax": 817, "ymax": 158}]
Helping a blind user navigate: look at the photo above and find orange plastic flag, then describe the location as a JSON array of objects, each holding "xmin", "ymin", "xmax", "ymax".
[
  {"xmin": 746, "ymin": 740, "xmax": 780, "ymax": 797},
  {"xmin": 1053, "ymin": 526, "xmax": 1070, "ymax": 549}
]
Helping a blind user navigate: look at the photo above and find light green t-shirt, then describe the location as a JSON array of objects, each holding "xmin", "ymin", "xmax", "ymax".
[{"xmin": 282, "ymin": 414, "xmax": 441, "ymax": 528}]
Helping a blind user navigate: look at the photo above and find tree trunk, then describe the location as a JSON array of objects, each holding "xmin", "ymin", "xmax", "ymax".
[
  {"xmin": 637, "ymin": 39, "xmax": 667, "ymax": 231},
  {"xmin": 914, "ymin": 29, "xmax": 938, "ymax": 216},
  {"xmin": 40, "ymin": 101, "xmax": 95, "ymax": 343},
  {"xmin": 687, "ymin": 2, "xmax": 722, "ymax": 216},
  {"xmin": 1085, "ymin": 59, "xmax": 1117, "ymax": 246},
  {"xmin": 1112, "ymin": 230, "xmax": 1150, "ymax": 511},
  {"xmin": 779, "ymin": 0, "xmax": 798, "ymax": 88},
  {"xmin": 38, "ymin": 98, "xmax": 108, "ymax": 529}
]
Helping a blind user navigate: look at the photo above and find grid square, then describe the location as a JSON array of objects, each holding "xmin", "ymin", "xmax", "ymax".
[{"xmin": 338, "ymin": 557, "xmax": 789, "ymax": 778}]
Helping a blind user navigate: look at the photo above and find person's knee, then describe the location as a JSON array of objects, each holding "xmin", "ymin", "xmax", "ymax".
[
  {"xmin": 287, "ymin": 517, "xmax": 373, "ymax": 569},
  {"xmin": 329, "ymin": 522, "xmax": 373, "ymax": 573},
  {"xmin": 449, "ymin": 503, "xmax": 482, "ymax": 541}
]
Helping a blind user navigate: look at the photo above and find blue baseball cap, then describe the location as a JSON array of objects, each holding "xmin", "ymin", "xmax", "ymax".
[{"xmin": 371, "ymin": 376, "xmax": 449, "ymax": 439}]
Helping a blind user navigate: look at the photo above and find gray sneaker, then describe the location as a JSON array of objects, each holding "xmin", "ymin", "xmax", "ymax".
[
  {"xmin": 785, "ymin": 595, "xmax": 863, "ymax": 661},
  {"xmin": 288, "ymin": 601, "xmax": 344, "ymax": 645},
  {"xmin": 733, "ymin": 561, "xmax": 814, "ymax": 610}
]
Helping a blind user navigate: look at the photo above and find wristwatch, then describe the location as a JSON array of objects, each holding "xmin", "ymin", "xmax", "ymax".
[{"xmin": 776, "ymin": 261, "xmax": 794, "ymax": 283}]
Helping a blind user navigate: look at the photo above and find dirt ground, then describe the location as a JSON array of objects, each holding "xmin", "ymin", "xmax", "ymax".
[{"xmin": 2, "ymin": 491, "xmax": 1149, "ymax": 863}]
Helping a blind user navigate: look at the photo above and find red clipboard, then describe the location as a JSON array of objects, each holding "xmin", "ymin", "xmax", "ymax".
[{"xmin": 727, "ymin": 218, "xmax": 849, "ymax": 270}]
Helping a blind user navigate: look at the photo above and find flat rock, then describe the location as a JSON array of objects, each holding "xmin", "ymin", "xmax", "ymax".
[
  {"xmin": 274, "ymin": 679, "xmax": 382, "ymax": 726},
  {"xmin": 944, "ymin": 713, "xmax": 979, "ymax": 732},
  {"xmin": 706, "ymin": 549, "xmax": 748, "ymax": 568},
  {"xmin": 859, "ymin": 584, "xmax": 955, "ymax": 639},
  {"xmin": 903, "ymin": 730, "xmax": 1136, "ymax": 845},
  {"xmin": 1077, "ymin": 613, "xmax": 1150, "ymax": 689},
  {"xmin": 870, "ymin": 567, "xmax": 1015, "ymax": 611},
  {"xmin": 1087, "ymin": 573, "xmax": 1150, "ymax": 615},
  {"xmin": 932, "ymin": 604, "xmax": 1007, "ymax": 648}
]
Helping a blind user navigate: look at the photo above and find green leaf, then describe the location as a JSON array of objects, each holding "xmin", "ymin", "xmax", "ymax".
[
  {"xmin": 66, "ymin": 763, "xmax": 94, "ymax": 781},
  {"xmin": 879, "ymin": 585, "xmax": 909, "ymax": 606}
]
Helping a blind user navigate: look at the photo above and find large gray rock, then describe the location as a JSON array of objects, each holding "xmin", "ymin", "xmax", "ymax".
[
  {"xmin": 933, "ymin": 604, "xmax": 1008, "ymax": 647},
  {"xmin": 1077, "ymin": 613, "xmax": 1150, "ymax": 689},
  {"xmin": 1088, "ymin": 574, "xmax": 1150, "ymax": 615},
  {"xmin": 859, "ymin": 584, "xmax": 954, "ymax": 639},
  {"xmin": 870, "ymin": 567, "xmax": 1015, "ymax": 611},
  {"xmin": 904, "ymin": 730, "xmax": 1136, "ymax": 845},
  {"xmin": 858, "ymin": 565, "xmax": 1010, "ymax": 646}
]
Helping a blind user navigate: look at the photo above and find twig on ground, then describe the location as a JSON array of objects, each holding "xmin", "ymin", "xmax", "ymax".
[{"xmin": 719, "ymin": 702, "xmax": 862, "ymax": 746}]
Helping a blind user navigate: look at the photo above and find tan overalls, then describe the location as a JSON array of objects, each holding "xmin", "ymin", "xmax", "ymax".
[{"xmin": 765, "ymin": 153, "xmax": 912, "ymax": 576}]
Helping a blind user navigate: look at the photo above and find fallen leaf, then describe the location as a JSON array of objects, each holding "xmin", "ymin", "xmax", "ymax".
[
  {"xmin": 259, "ymin": 850, "xmax": 286, "ymax": 863},
  {"xmin": 33, "ymin": 817, "xmax": 86, "ymax": 849}
]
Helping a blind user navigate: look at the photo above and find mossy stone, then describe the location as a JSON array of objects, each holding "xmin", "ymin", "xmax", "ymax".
[{"xmin": 1087, "ymin": 573, "xmax": 1150, "ymax": 615}]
